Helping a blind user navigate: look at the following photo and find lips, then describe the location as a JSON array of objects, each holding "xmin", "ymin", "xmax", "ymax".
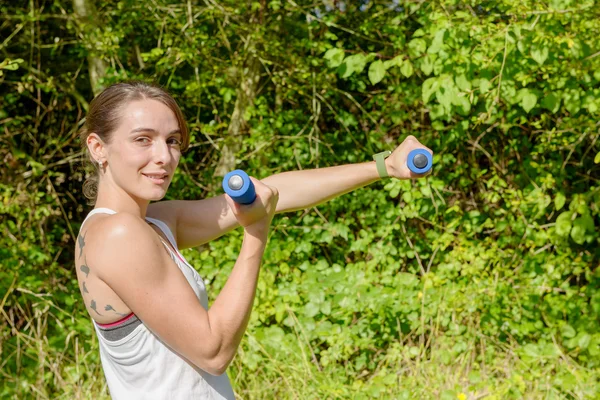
[{"xmin": 143, "ymin": 172, "xmax": 169, "ymax": 184}]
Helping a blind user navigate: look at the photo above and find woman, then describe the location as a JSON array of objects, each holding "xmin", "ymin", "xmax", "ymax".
[{"xmin": 75, "ymin": 81, "xmax": 432, "ymax": 399}]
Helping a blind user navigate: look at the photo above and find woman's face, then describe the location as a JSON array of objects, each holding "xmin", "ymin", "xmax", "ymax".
[{"xmin": 103, "ymin": 99, "xmax": 182, "ymax": 202}]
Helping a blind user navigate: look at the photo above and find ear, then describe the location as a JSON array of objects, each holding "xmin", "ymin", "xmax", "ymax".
[{"xmin": 87, "ymin": 133, "xmax": 105, "ymax": 163}]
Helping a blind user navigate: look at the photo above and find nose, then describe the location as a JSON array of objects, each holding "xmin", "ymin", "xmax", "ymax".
[{"xmin": 153, "ymin": 140, "xmax": 172, "ymax": 165}]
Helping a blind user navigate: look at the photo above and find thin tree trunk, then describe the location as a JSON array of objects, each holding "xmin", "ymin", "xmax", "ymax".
[
  {"xmin": 214, "ymin": 53, "xmax": 261, "ymax": 177},
  {"xmin": 72, "ymin": 0, "xmax": 107, "ymax": 95}
]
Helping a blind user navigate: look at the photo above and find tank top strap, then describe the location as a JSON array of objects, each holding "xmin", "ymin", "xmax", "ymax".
[
  {"xmin": 80, "ymin": 209, "xmax": 181, "ymax": 264},
  {"xmin": 79, "ymin": 207, "xmax": 117, "ymax": 232},
  {"xmin": 144, "ymin": 217, "xmax": 178, "ymax": 250}
]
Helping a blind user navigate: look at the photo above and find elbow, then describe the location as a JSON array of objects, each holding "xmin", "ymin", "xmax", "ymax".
[
  {"xmin": 193, "ymin": 342, "xmax": 232, "ymax": 376},
  {"xmin": 204, "ymin": 355, "xmax": 231, "ymax": 376}
]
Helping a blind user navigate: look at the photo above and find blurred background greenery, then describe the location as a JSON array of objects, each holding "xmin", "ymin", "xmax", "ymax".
[{"xmin": 1, "ymin": 0, "xmax": 599, "ymax": 398}]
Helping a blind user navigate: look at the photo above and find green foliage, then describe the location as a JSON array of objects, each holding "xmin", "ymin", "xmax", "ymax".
[{"xmin": 1, "ymin": 0, "xmax": 599, "ymax": 398}]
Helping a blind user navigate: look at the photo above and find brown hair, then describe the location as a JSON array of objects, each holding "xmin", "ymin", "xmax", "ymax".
[{"xmin": 79, "ymin": 81, "xmax": 189, "ymax": 202}]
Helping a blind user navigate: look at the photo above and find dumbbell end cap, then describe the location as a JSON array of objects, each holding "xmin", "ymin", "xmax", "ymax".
[
  {"xmin": 228, "ymin": 175, "xmax": 244, "ymax": 190},
  {"xmin": 413, "ymin": 153, "xmax": 429, "ymax": 169}
]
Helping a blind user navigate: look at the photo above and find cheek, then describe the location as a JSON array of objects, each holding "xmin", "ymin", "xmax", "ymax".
[
  {"xmin": 115, "ymin": 146, "xmax": 150, "ymax": 171},
  {"xmin": 171, "ymin": 150, "xmax": 182, "ymax": 165}
]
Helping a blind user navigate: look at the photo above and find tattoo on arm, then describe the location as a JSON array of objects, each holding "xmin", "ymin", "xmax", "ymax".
[
  {"xmin": 105, "ymin": 305, "xmax": 129, "ymax": 317},
  {"xmin": 82, "ymin": 281, "xmax": 89, "ymax": 294},
  {"xmin": 90, "ymin": 299, "xmax": 103, "ymax": 316},
  {"xmin": 80, "ymin": 257, "xmax": 90, "ymax": 277},
  {"xmin": 78, "ymin": 231, "xmax": 87, "ymax": 258}
]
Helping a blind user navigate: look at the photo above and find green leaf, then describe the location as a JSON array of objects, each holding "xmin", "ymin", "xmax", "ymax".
[
  {"xmin": 569, "ymin": 195, "xmax": 588, "ymax": 214},
  {"xmin": 563, "ymin": 90, "xmax": 581, "ymax": 114},
  {"xmin": 400, "ymin": 61, "xmax": 414, "ymax": 78},
  {"xmin": 383, "ymin": 55, "xmax": 403, "ymax": 69},
  {"xmin": 521, "ymin": 90, "xmax": 538, "ymax": 113},
  {"xmin": 554, "ymin": 192, "xmax": 566, "ymax": 210},
  {"xmin": 397, "ymin": 272, "xmax": 418, "ymax": 287},
  {"xmin": 428, "ymin": 29, "xmax": 446, "ymax": 54},
  {"xmin": 571, "ymin": 219, "xmax": 586, "ymax": 244},
  {"xmin": 531, "ymin": 45, "xmax": 549, "ymax": 65},
  {"xmin": 541, "ymin": 92, "xmax": 561, "ymax": 113},
  {"xmin": 455, "ymin": 96, "xmax": 471, "ymax": 115},
  {"xmin": 3, "ymin": 63, "xmax": 19, "ymax": 71},
  {"xmin": 340, "ymin": 53, "xmax": 367, "ymax": 78},
  {"xmin": 577, "ymin": 333, "xmax": 592, "ymax": 349},
  {"xmin": 422, "ymin": 78, "xmax": 439, "ymax": 103},
  {"xmin": 479, "ymin": 78, "xmax": 491, "ymax": 94},
  {"xmin": 594, "ymin": 151, "xmax": 600, "ymax": 164},
  {"xmin": 455, "ymin": 74, "xmax": 472, "ymax": 91},
  {"xmin": 304, "ymin": 302, "xmax": 320, "ymax": 318},
  {"xmin": 408, "ymin": 38, "xmax": 427, "ymax": 57},
  {"xmin": 368, "ymin": 60, "xmax": 386, "ymax": 85},
  {"xmin": 561, "ymin": 324, "xmax": 576, "ymax": 339},
  {"xmin": 589, "ymin": 335, "xmax": 600, "ymax": 356},
  {"xmin": 436, "ymin": 79, "xmax": 459, "ymax": 111},
  {"xmin": 320, "ymin": 300, "xmax": 331, "ymax": 315},
  {"xmin": 578, "ymin": 213, "xmax": 595, "ymax": 232},
  {"xmin": 268, "ymin": 0, "xmax": 281, "ymax": 10},
  {"xmin": 324, "ymin": 48, "xmax": 345, "ymax": 68},
  {"xmin": 496, "ymin": 219, "xmax": 509, "ymax": 232},
  {"xmin": 420, "ymin": 55, "xmax": 434, "ymax": 76},
  {"xmin": 555, "ymin": 211, "xmax": 573, "ymax": 237}
]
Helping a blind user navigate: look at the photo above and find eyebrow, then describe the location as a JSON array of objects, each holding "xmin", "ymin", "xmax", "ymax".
[{"xmin": 129, "ymin": 127, "xmax": 182, "ymax": 136}]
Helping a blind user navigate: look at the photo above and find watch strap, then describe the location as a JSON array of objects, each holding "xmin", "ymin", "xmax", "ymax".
[{"xmin": 373, "ymin": 150, "xmax": 392, "ymax": 179}]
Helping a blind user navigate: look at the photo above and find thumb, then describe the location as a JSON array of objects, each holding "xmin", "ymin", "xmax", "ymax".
[{"xmin": 224, "ymin": 194, "xmax": 240, "ymax": 214}]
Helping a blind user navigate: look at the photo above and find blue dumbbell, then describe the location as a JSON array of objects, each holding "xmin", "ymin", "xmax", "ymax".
[
  {"xmin": 222, "ymin": 170, "xmax": 256, "ymax": 204},
  {"xmin": 407, "ymin": 149, "xmax": 433, "ymax": 174}
]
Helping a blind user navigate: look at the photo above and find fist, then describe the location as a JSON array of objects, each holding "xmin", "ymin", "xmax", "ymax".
[
  {"xmin": 385, "ymin": 135, "xmax": 433, "ymax": 179},
  {"xmin": 224, "ymin": 177, "xmax": 279, "ymax": 236}
]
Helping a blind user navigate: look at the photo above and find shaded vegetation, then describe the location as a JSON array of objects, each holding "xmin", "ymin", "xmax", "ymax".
[{"xmin": 1, "ymin": 0, "xmax": 599, "ymax": 398}]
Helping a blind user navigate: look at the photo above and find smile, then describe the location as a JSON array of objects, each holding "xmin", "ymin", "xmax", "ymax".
[{"xmin": 143, "ymin": 173, "xmax": 168, "ymax": 184}]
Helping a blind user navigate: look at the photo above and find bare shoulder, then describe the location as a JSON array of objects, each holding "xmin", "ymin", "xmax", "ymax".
[{"xmin": 79, "ymin": 213, "xmax": 165, "ymax": 283}]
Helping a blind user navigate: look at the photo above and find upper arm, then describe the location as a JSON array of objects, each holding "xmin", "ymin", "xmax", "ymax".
[
  {"xmin": 90, "ymin": 213, "xmax": 223, "ymax": 374},
  {"xmin": 148, "ymin": 197, "xmax": 239, "ymax": 249}
]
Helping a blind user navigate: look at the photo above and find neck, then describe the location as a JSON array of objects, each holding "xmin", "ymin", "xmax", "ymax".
[{"xmin": 94, "ymin": 178, "xmax": 149, "ymax": 218}]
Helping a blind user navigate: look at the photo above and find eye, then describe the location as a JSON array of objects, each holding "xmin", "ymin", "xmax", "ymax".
[
  {"xmin": 135, "ymin": 137, "xmax": 151, "ymax": 144},
  {"xmin": 168, "ymin": 137, "xmax": 182, "ymax": 146}
]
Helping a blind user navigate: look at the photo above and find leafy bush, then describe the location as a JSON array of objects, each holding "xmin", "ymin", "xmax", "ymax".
[{"xmin": 0, "ymin": 0, "xmax": 598, "ymax": 398}]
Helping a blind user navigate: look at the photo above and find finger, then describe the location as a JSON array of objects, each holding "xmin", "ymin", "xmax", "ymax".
[
  {"xmin": 403, "ymin": 135, "xmax": 420, "ymax": 145},
  {"xmin": 403, "ymin": 136, "xmax": 432, "ymax": 155},
  {"xmin": 266, "ymin": 184, "xmax": 279, "ymax": 198},
  {"xmin": 409, "ymin": 169, "xmax": 431, "ymax": 179}
]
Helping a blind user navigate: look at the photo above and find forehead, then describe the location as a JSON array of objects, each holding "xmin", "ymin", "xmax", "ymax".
[{"xmin": 118, "ymin": 99, "xmax": 179, "ymax": 133}]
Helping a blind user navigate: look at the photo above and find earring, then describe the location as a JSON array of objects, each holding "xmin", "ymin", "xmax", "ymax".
[{"xmin": 98, "ymin": 160, "xmax": 103, "ymax": 167}]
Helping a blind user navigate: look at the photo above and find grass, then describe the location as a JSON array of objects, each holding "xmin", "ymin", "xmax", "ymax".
[{"xmin": 1, "ymin": 286, "xmax": 598, "ymax": 399}]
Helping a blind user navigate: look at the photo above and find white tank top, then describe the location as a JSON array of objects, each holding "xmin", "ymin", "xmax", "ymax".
[{"xmin": 80, "ymin": 208, "xmax": 235, "ymax": 400}]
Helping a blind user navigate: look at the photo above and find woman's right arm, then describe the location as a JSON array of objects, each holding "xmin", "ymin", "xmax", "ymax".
[{"xmin": 90, "ymin": 179, "xmax": 278, "ymax": 376}]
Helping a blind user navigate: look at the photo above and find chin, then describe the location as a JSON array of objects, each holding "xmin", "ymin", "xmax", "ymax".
[
  {"xmin": 148, "ymin": 190, "xmax": 167, "ymax": 201},
  {"xmin": 134, "ymin": 187, "xmax": 168, "ymax": 202}
]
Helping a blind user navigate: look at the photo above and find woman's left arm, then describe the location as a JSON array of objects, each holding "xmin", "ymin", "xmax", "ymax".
[{"xmin": 149, "ymin": 135, "xmax": 432, "ymax": 249}]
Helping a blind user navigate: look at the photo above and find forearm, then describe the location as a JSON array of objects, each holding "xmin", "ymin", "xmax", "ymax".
[
  {"xmin": 208, "ymin": 232, "xmax": 266, "ymax": 368},
  {"xmin": 263, "ymin": 161, "xmax": 381, "ymax": 213},
  {"xmin": 169, "ymin": 160, "xmax": 385, "ymax": 249}
]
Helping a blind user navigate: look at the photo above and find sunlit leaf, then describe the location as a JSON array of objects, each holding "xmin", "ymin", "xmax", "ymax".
[
  {"xmin": 531, "ymin": 45, "xmax": 549, "ymax": 65},
  {"xmin": 555, "ymin": 211, "xmax": 573, "ymax": 237},
  {"xmin": 368, "ymin": 60, "xmax": 386, "ymax": 85},
  {"xmin": 400, "ymin": 61, "xmax": 414, "ymax": 78},
  {"xmin": 324, "ymin": 48, "xmax": 345, "ymax": 68}
]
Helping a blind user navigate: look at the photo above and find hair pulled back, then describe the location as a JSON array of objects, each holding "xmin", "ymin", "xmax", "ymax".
[{"xmin": 79, "ymin": 81, "xmax": 189, "ymax": 202}]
